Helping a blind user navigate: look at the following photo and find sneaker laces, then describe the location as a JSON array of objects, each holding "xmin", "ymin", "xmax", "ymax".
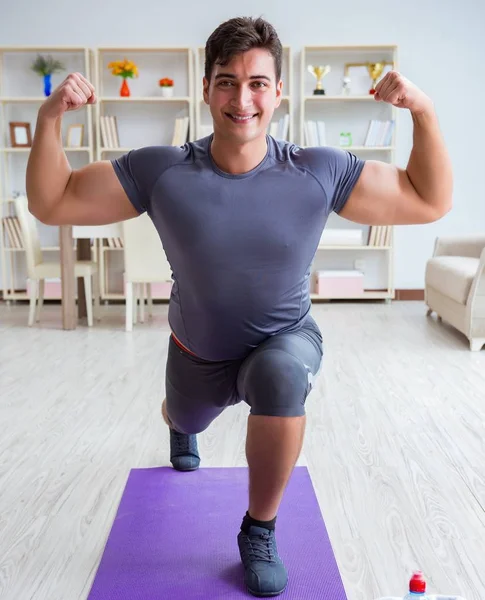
[{"xmin": 244, "ymin": 532, "xmax": 276, "ymax": 563}]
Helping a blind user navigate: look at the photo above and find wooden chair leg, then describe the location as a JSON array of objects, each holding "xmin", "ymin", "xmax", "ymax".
[
  {"xmin": 139, "ymin": 283, "xmax": 146, "ymax": 323},
  {"xmin": 125, "ymin": 281, "xmax": 133, "ymax": 332},
  {"xmin": 470, "ymin": 339, "xmax": 485, "ymax": 352},
  {"xmin": 147, "ymin": 284, "xmax": 153, "ymax": 318},
  {"xmin": 28, "ymin": 278, "xmax": 37, "ymax": 327},
  {"xmin": 36, "ymin": 279, "xmax": 45, "ymax": 322},
  {"xmin": 84, "ymin": 274, "xmax": 93, "ymax": 327},
  {"xmin": 133, "ymin": 283, "xmax": 138, "ymax": 325},
  {"xmin": 93, "ymin": 273, "xmax": 101, "ymax": 321}
]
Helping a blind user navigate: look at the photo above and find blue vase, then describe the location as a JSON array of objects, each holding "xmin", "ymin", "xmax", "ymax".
[{"xmin": 43, "ymin": 73, "xmax": 52, "ymax": 97}]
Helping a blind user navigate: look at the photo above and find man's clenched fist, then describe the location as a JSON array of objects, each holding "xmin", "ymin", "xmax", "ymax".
[
  {"xmin": 39, "ymin": 72, "xmax": 97, "ymax": 120},
  {"xmin": 374, "ymin": 71, "xmax": 433, "ymax": 116}
]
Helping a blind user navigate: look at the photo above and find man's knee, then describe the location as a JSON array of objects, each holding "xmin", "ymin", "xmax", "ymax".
[
  {"xmin": 165, "ymin": 409, "xmax": 212, "ymax": 435},
  {"xmin": 162, "ymin": 397, "xmax": 221, "ymax": 435},
  {"xmin": 173, "ymin": 421, "xmax": 208, "ymax": 435},
  {"xmin": 242, "ymin": 349, "xmax": 312, "ymax": 417}
]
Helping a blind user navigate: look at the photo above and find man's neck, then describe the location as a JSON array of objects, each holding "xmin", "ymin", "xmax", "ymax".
[{"xmin": 209, "ymin": 134, "xmax": 268, "ymax": 175}]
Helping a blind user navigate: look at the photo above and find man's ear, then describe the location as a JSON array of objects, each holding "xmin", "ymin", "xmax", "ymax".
[
  {"xmin": 275, "ymin": 79, "xmax": 283, "ymax": 107},
  {"xmin": 203, "ymin": 77, "xmax": 210, "ymax": 105}
]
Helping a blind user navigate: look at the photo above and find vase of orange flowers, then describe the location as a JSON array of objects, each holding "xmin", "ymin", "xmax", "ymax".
[
  {"xmin": 159, "ymin": 77, "xmax": 174, "ymax": 98},
  {"xmin": 108, "ymin": 59, "xmax": 139, "ymax": 97}
]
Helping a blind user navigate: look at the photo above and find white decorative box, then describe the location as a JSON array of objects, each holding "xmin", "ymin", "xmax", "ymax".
[{"xmin": 316, "ymin": 270, "xmax": 364, "ymax": 297}]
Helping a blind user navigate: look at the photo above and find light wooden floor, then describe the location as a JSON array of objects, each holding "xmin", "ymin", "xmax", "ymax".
[{"xmin": 0, "ymin": 300, "xmax": 484, "ymax": 600}]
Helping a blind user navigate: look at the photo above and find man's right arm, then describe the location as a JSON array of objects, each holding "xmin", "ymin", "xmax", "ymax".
[{"xmin": 26, "ymin": 72, "xmax": 140, "ymax": 226}]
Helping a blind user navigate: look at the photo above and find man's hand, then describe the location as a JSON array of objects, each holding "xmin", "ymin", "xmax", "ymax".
[
  {"xmin": 374, "ymin": 71, "xmax": 433, "ymax": 115},
  {"xmin": 338, "ymin": 69, "xmax": 451, "ymax": 226},
  {"xmin": 38, "ymin": 72, "xmax": 97, "ymax": 120}
]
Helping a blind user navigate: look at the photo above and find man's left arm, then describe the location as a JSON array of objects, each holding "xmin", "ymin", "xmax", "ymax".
[{"xmin": 338, "ymin": 71, "xmax": 453, "ymax": 225}]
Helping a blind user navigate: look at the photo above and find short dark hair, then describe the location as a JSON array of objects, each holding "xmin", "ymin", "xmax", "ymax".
[{"xmin": 204, "ymin": 17, "xmax": 283, "ymax": 83}]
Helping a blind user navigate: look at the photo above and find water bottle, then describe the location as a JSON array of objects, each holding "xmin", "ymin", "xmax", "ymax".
[
  {"xmin": 403, "ymin": 571, "xmax": 428, "ymax": 599},
  {"xmin": 375, "ymin": 569, "xmax": 466, "ymax": 600}
]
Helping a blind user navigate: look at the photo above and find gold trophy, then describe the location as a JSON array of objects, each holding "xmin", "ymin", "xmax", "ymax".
[
  {"xmin": 307, "ymin": 65, "xmax": 331, "ymax": 95},
  {"xmin": 344, "ymin": 60, "xmax": 394, "ymax": 95},
  {"xmin": 367, "ymin": 62, "xmax": 386, "ymax": 95}
]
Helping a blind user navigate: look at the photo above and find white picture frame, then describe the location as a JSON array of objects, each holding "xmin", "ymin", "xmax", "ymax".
[
  {"xmin": 9, "ymin": 122, "xmax": 32, "ymax": 148},
  {"xmin": 66, "ymin": 124, "xmax": 84, "ymax": 148}
]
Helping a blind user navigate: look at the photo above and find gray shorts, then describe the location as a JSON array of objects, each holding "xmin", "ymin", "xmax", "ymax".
[{"xmin": 165, "ymin": 315, "xmax": 324, "ymax": 434}]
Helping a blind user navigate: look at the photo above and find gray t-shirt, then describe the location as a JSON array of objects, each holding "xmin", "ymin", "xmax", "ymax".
[{"xmin": 112, "ymin": 135, "xmax": 365, "ymax": 360}]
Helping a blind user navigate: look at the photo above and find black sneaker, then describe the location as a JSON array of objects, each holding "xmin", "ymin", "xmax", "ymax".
[
  {"xmin": 237, "ymin": 525, "xmax": 288, "ymax": 597},
  {"xmin": 169, "ymin": 429, "xmax": 200, "ymax": 471}
]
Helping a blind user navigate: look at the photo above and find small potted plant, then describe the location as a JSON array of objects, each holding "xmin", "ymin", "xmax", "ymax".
[
  {"xmin": 108, "ymin": 59, "xmax": 139, "ymax": 97},
  {"xmin": 159, "ymin": 77, "xmax": 174, "ymax": 98},
  {"xmin": 31, "ymin": 54, "xmax": 65, "ymax": 97}
]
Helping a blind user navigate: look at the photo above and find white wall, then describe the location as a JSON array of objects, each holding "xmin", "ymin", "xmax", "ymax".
[{"xmin": 1, "ymin": 0, "xmax": 483, "ymax": 289}]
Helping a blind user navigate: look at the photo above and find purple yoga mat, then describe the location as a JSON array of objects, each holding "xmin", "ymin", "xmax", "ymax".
[{"xmin": 87, "ymin": 466, "xmax": 348, "ymax": 599}]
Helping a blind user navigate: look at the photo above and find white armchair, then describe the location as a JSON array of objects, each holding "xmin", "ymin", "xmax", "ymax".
[{"xmin": 425, "ymin": 234, "xmax": 485, "ymax": 351}]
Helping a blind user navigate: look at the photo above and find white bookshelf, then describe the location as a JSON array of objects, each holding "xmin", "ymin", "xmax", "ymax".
[
  {"xmin": 94, "ymin": 46, "xmax": 194, "ymax": 301},
  {"xmin": 300, "ymin": 44, "xmax": 398, "ymax": 301},
  {"xmin": 0, "ymin": 46, "xmax": 95, "ymax": 301},
  {"xmin": 194, "ymin": 45, "xmax": 294, "ymax": 143},
  {"xmin": 0, "ymin": 43, "xmax": 402, "ymax": 306},
  {"xmin": 94, "ymin": 46, "xmax": 194, "ymax": 159}
]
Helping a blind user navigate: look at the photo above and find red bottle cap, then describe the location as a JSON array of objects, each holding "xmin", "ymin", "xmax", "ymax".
[{"xmin": 409, "ymin": 571, "xmax": 426, "ymax": 593}]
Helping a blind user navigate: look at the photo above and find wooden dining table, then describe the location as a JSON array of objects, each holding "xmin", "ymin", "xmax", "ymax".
[{"xmin": 59, "ymin": 223, "xmax": 123, "ymax": 329}]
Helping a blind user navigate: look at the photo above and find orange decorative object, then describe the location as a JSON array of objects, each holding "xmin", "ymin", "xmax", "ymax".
[{"xmin": 120, "ymin": 78, "xmax": 130, "ymax": 97}]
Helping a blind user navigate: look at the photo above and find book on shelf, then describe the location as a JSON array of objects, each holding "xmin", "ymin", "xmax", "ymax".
[
  {"xmin": 268, "ymin": 114, "xmax": 289, "ymax": 141},
  {"xmin": 304, "ymin": 120, "xmax": 326, "ymax": 146},
  {"xmin": 100, "ymin": 115, "xmax": 120, "ymax": 148},
  {"xmin": 367, "ymin": 225, "xmax": 392, "ymax": 246},
  {"xmin": 2, "ymin": 216, "xmax": 23, "ymax": 248},
  {"xmin": 100, "ymin": 114, "xmax": 189, "ymax": 148},
  {"xmin": 171, "ymin": 116, "xmax": 190, "ymax": 146},
  {"xmin": 105, "ymin": 237, "xmax": 123, "ymax": 249},
  {"xmin": 319, "ymin": 228, "xmax": 364, "ymax": 246},
  {"xmin": 364, "ymin": 120, "xmax": 395, "ymax": 147}
]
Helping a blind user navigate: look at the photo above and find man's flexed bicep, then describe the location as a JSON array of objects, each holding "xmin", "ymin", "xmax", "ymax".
[
  {"xmin": 337, "ymin": 160, "xmax": 445, "ymax": 226},
  {"xmin": 45, "ymin": 160, "xmax": 141, "ymax": 226}
]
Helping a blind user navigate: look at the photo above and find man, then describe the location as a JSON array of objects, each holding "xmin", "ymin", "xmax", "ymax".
[{"xmin": 26, "ymin": 16, "xmax": 452, "ymax": 598}]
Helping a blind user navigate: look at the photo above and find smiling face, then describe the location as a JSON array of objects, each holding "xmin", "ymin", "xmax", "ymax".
[{"xmin": 203, "ymin": 48, "xmax": 283, "ymax": 145}]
